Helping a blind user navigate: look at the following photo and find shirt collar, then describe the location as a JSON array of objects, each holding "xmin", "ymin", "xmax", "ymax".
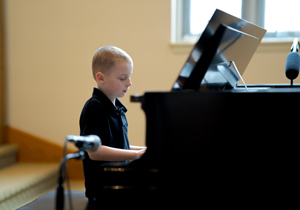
[{"xmin": 92, "ymin": 88, "xmax": 127, "ymax": 113}]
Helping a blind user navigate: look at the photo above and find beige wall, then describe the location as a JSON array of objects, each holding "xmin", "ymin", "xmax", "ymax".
[{"xmin": 4, "ymin": 0, "xmax": 298, "ymax": 147}]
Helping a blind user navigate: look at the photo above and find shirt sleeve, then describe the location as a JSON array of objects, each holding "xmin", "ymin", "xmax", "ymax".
[{"xmin": 80, "ymin": 99, "xmax": 110, "ymax": 147}]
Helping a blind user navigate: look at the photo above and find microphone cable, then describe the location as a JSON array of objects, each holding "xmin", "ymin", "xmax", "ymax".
[{"xmin": 63, "ymin": 138, "xmax": 74, "ymax": 210}]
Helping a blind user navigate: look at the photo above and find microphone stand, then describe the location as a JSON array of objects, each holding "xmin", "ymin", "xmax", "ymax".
[{"xmin": 56, "ymin": 150, "xmax": 85, "ymax": 210}]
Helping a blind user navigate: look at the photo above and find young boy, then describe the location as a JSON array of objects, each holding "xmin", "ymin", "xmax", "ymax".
[{"xmin": 79, "ymin": 46, "xmax": 146, "ymax": 208}]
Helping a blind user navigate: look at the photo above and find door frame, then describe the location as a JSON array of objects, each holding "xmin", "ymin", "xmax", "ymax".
[{"xmin": 0, "ymin": 0, "xmax": 6, "ymax": 144}]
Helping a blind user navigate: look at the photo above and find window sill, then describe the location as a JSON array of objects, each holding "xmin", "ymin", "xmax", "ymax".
[{"xmin": 170, "ymin": 38, "xmax": 294, "ymax": 54}]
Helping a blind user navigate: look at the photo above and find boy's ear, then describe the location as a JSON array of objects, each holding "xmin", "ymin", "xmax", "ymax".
[{"xmin": 96, "ymin": 72, "xmax": 105, "ymax": 83}]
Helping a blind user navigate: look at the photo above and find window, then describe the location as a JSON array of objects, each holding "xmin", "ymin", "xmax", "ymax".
[
  {"xmin": 172, "ymin": 0, "xmax": 300, "ymax": 43},
  {"xmin": 264, "ymin": 0, "xmax": 300, "ymax": 38}
]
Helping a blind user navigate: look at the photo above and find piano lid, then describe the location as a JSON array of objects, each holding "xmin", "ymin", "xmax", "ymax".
[{"xmin": 172, "ymin": 9, "xmax": 267, "ymax": 92}]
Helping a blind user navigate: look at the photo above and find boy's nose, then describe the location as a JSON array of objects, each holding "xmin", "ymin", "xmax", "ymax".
[{"xmin": 127, "ymin": 78, "xmax": 132, "ymax": 87}]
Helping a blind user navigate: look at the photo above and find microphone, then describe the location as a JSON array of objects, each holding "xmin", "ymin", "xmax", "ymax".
[
  {"xmin": 285, "ymin": 38, "xmax": 300, "ymax": 83},
  {"xmin": 66, "ymin": 135, "xmax": 101, "ymax": 152}
]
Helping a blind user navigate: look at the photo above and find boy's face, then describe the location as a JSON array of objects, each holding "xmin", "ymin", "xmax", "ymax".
[{"xmin": 97, "ymin": 61, "xmax": 133, "ymax": 104}]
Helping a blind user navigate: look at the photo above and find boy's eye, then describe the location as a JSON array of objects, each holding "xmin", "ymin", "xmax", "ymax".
[{"xmin": 119, "ymin": 77, "xmax": 126, "ymax": 81}]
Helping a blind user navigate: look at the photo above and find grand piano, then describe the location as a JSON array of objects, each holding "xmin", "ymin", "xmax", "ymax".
[{"xmin": 96, "ymin": 10, "xmax": 299, "ymax": 208}]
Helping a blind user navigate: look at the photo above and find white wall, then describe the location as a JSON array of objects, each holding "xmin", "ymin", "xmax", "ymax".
[{"xmin": 4, "ymin": 0, "xmax": 297, "ymax": 147}]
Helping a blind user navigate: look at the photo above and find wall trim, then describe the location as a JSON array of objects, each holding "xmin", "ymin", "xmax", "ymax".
[{"xmin": 5, "ymin": 126, "xmax": 84, "ymax": 180}]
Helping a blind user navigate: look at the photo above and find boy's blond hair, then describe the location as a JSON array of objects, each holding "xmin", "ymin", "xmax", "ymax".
[{"xmin": 92, "ymin": 46, "xmax": 132, "ymax": 80}]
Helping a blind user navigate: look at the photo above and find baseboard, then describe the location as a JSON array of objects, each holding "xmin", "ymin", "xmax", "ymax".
[{"xmin": 5, "ymin": 126, "xmax": 84, "ymax": 180}]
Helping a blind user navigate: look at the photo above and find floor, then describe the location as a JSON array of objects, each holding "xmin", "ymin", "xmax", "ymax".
[
  {"xmin": 45, "ymin": 180, "xmax": 85, "ymax": 197},
  {"xmin": 17, "ymin": 180, "xmax": 86, "ymax": 209}
]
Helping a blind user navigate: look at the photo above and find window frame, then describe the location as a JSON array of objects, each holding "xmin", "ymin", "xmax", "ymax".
[{"xmin": 171, "ymin": 0, "xmax": 300, "ymax": 44}]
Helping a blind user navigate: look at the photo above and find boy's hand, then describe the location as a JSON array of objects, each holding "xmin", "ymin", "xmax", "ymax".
[{"xmin": 135, "ymin": 148, "xmax": 146, "ymax": 159}]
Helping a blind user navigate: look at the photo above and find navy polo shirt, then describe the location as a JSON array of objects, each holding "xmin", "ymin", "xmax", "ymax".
[{"xmin": 79, "ymin": 87, "xmax": 130, "ymax": 198}]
